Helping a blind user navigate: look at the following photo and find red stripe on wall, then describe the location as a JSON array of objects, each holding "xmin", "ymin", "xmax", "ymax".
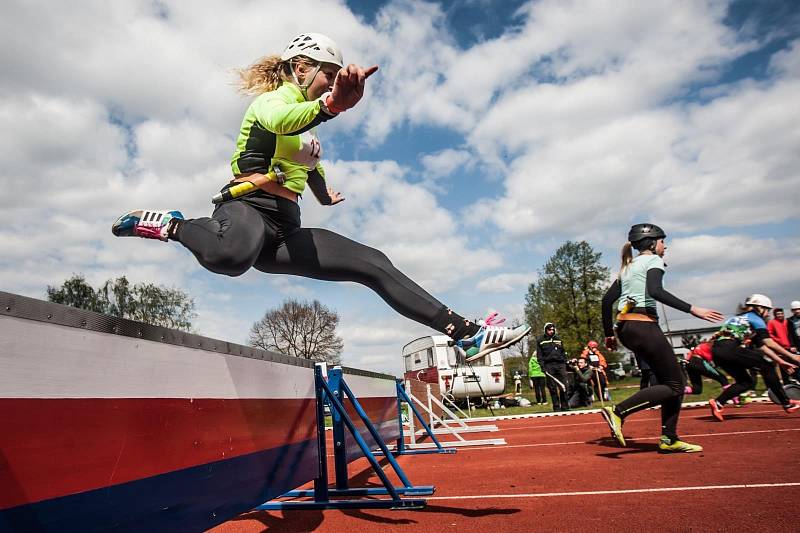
[{"xmin": 0, "ymin": 397, "xmax": 316, "ymax": 510}]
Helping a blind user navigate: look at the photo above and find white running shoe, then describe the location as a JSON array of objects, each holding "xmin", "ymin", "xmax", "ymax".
[
  {"xmin": 457, "ymin": 313, "xmax": 531, "ymax": 362},
  {"xmin": 111, "ymin": 209, "xmax": 184, "ymax": 241}
]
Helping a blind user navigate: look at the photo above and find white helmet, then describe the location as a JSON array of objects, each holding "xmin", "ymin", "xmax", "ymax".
[
  {"xmin": 791, "ymin": 300, "xmax": 800, "ymax": 310},
  {"xmin": 281, "ymin": 33, "xmax": 343, "ymax": 67},
  {"xmin": 745, "ymin": 294, "xmax": 773, "ymax": 309}
]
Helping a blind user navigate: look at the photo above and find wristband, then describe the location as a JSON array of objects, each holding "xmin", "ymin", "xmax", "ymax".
[{"xmin": 321, "ymin": 92, "xmax": 344, "ymax": 115}]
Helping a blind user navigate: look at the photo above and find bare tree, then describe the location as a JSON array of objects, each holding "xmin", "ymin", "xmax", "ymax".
[{"xmin": 249, "ymin": 299, "xmax": 343, "ymax": 364}]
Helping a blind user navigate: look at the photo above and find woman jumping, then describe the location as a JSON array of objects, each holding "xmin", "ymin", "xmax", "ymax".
[
  {"xmin": 111, "ymin": 32, "xmax": 529, "ymax": 357},
  {"xmin": 708, "ymin": 294, "xmax": 800, "ymax": 420},
  {"xmin": 600, "ymin": 223, "xmax": 724, "ymax": 453}
]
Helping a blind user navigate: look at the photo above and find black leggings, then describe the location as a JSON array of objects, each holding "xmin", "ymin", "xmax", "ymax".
[
  {"xmin": 713, "ymin": 339, "xmax": 788, "ymax": 405},
  {"xmin": 685, "ymin": 356, "xmax": 728, "ymax": 394},
  {"xmin": 174, "ymin": 195, "xmax": 473, "ymax": 338},
  {"xmin": 543, "ymin": 363, "xmax": 570, "ymax": 411},
  {"xmin": 615, "ymin": 321, "xmax": 685, "ymax": 439}
]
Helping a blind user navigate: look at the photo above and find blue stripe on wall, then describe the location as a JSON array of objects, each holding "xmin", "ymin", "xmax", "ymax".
[{"xmin": 0, "ymin": 438, "xmax": 318, "ymax": 533}]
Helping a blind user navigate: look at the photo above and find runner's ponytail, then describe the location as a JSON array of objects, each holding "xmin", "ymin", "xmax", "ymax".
[{"xmin": 619, "ymin": 242, "xmax": 633, "ymax": 274}]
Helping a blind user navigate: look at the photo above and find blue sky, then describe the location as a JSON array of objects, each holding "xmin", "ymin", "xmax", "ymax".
[{"xmin": 1, "ymin": 0, "xmax": 799, "ymax": 375}]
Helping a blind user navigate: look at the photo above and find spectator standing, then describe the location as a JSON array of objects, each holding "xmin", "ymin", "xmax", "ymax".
[
  {"xmin": 528, "ymin": 353, "xmax": 547, "ymax": 405},
  {"xmin": 536, "ymin": 323, "xmax": 570, "ymax": 411},
  {"xmin": 768, "ymin": 308, "xmax": 794, "ymax": 384},
  {"xmin": 788, "ymin": 301, "xmax": 800, "ymax": 354},
  {"xmin": 767, "ymin": 308, "xmax": 791, "ymax": 350}
]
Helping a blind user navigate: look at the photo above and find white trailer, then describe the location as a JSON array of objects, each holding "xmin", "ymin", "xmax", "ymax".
[{"xmin": 401, "ymin": 335, "xmax": 505, "ymax": 400}]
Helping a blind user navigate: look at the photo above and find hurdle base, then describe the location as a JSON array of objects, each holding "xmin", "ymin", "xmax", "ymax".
[
  {"xmin": 257, "ymin": 498, "xmax": 426, "ymax": 511},
  {"xmin": 283, "ymin": 485, "xmax": 435, "ymax": 497}
]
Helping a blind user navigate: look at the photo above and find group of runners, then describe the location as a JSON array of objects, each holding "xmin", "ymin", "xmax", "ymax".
[
  {"xmin": 110, "ymin": 32, "xmax": 798, "ymax": 456},
  {"xmin": 599, "ymin": 224, "xmax": 800, "ymax": 453}
]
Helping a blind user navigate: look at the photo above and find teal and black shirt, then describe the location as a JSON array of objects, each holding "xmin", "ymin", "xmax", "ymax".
[
  {"xmin": 601, "ymin": 253, "xmax": 692, "ymax": 337},
  {"xmin": 231, "ymin": 83, "xmax": 336, "ymax": 200}
]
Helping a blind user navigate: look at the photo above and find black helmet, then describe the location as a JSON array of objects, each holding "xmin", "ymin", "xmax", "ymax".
[{"xmin": 628, "ymin": 223, "xmax": 666, "ymax": 243}]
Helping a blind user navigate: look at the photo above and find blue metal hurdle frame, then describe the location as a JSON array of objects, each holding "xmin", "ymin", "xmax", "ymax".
[
  {"xmin": 393, "ymin": 379, "xmax": 458, "ymax": 455},
  {"xmin": 258, "ymin": 365, "xmax": 430, "ymax": 510}
]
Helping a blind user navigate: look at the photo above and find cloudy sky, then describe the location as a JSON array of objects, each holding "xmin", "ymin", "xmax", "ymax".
[{"xmin": 1, "ymin": 0, "xmax": 798, "ymax": 375}]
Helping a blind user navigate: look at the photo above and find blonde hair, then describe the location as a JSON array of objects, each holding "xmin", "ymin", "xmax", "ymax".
[
  {"xmin": 619, "ymin": 242, "xmax": 633, "ymax": 274},
  {"xmin": 235, "ymin": 55, "xmax": 318, "ymax": 96}
]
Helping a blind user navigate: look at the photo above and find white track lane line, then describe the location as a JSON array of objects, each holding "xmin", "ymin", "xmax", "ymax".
[
  {"xmin": 426, "ymin": 482, "xmax": 800, "ymax": 501},
  {"xmin": 498, "ymin": 408, "xmax": 786, "ymax": 430},
  {"xmin": 462, "ymin": 427, "xmax": 800, "ymax": 450}
]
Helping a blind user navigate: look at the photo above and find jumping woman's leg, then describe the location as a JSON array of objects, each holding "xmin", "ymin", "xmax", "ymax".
[
  {"xmin": 615, "ymin": 321, "xmax": 685, "ymax": 439},
  {"xmin": 173, "ymin": 201, "xmax": 267, "ymax": 277},
  {"xmin": 255, "ymin": 227, "xmax": 481, "ymax": 341}
]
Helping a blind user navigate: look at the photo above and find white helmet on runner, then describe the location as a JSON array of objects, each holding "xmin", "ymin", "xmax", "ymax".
[
  {"xmin": 791, "ymin": 300, "xmax": 800, "ymax": 310},
  {"xmin": 281, "ymin": 33, "xmax": 344, "ymax": 67},
  {"xmin": 745, "ymin": 294, "xmax": 773, "ymax": 309}
]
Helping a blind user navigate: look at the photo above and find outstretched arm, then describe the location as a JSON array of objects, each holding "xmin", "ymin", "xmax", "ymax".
[
  {"xmin": 762, "ymin": 337, "xmax": 800, "ymax": 366},
  {"xmin": 646, "ymin": 269, "xmax": 724, "ymax": 322}
]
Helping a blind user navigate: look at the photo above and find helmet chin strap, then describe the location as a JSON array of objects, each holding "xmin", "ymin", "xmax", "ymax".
[{"xmin": 289, "ymin": 59, "xmax": 321, "ymax": 100}]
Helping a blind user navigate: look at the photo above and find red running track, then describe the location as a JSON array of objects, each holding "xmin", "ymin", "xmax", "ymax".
[{"xmin": 212, "ymin": 402, "xmax": 800, "ymax": 532}]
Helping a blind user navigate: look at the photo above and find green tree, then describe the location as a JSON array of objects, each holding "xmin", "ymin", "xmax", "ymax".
[
  {"xmin": 249, "ymin": 299, "xmax": 344, "ymax": 364},
  {"xmin": 47, "ymin": 274, "xmax": 195, "ymax": 331},
  {"xmin": 524, "ymin": 241, "xmax": 610, "ymax": 356}
]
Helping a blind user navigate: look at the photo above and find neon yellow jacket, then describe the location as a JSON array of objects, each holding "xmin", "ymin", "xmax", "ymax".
[{"xmin": 230, "ymin": 83, "xmax": 335, "ymax": 194}]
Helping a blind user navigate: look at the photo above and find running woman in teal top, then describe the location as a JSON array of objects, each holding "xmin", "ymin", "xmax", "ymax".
[
  {"xmin": 111, "ymin": 33, "xmax": 529, "ymax": 359},
  {"xmin": 600, "ymin": 223, "xmax": 724, "ymax": 453}
]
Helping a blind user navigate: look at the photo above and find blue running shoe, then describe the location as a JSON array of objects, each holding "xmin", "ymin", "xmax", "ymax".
[{"xmin": 112, "ymin": 209, "xmax": 183, "ymax": 241}]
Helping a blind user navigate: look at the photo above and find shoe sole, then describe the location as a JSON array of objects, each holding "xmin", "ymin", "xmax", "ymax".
[
  {"xmin": 658, "ymin": 446, "xmax": 703, "ymax": 454},
  {"xmin": 600, "ymin": 408, "xmax": 625, "ymax": 447},
  {"xmin": 465, "ymin": 325, "xmax": 532, "ymax": 363}
]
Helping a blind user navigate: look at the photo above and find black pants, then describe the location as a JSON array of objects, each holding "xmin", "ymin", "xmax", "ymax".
[
  {"xmin": 685, "ymin": 356, "xmax": 728, "ymax": 394},
  {"xmin": 174, "ymin": 195, "xmax": 465, "ymax": 336},
  {"xmin": 569, "ymin": 383, "xmax": 592, "ymax": 408},
  {"xmin": 615, "ymin": 321, "xmax": 685, "ymax": 439},
  {"xmin": 530, "ymin": 376, "xmax": 547, "ymax": 403},
  {"xmin": 543, "ymin": 362, "xmax": 570, "ymax": 411},
  {"xmin": 713, "ymin": 339, "xmax": 788, "ymax": 405}
]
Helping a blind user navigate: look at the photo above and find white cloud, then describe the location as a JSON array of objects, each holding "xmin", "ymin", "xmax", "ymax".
[
  {"xmin": 475, "ymin": 271, "xmax": 538, "ymax": 293},
  {"xmin": 1, "ymin": 0, "xmax": 798, "ymax": 378}
]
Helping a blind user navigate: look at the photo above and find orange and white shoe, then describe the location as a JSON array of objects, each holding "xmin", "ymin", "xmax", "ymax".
[{"xmin": 709, "ymin": 399, "xmax": 725, "ymax": 421}]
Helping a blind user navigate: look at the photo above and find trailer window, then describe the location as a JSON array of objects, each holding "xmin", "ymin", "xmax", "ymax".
[
  {"xmin": 427, "ymin": 348, "xmax": 434, "ymax": 368},
  {"xmin": 414, "ymin": 350, "xmax": 422, "ymax": 365},
  {"xmin": 404, "ymin": 353, "xmax": 413, "ymax": 372},
  {"xmin": 447, "ymin": 347, "xmax": 457, "ymax": 367}
]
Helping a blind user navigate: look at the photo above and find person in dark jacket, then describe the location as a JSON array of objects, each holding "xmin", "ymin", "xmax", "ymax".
[
  {"xmin": 788, "ymin": 301, "xmax": 800, "ymax": 355},
  {"xmin": 568, "ymin": 357, "xmax": 593, "ymax": 408},
  {"xmin": 537, "ymin": 322, "xmax": 570, "ymax": 411}
]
